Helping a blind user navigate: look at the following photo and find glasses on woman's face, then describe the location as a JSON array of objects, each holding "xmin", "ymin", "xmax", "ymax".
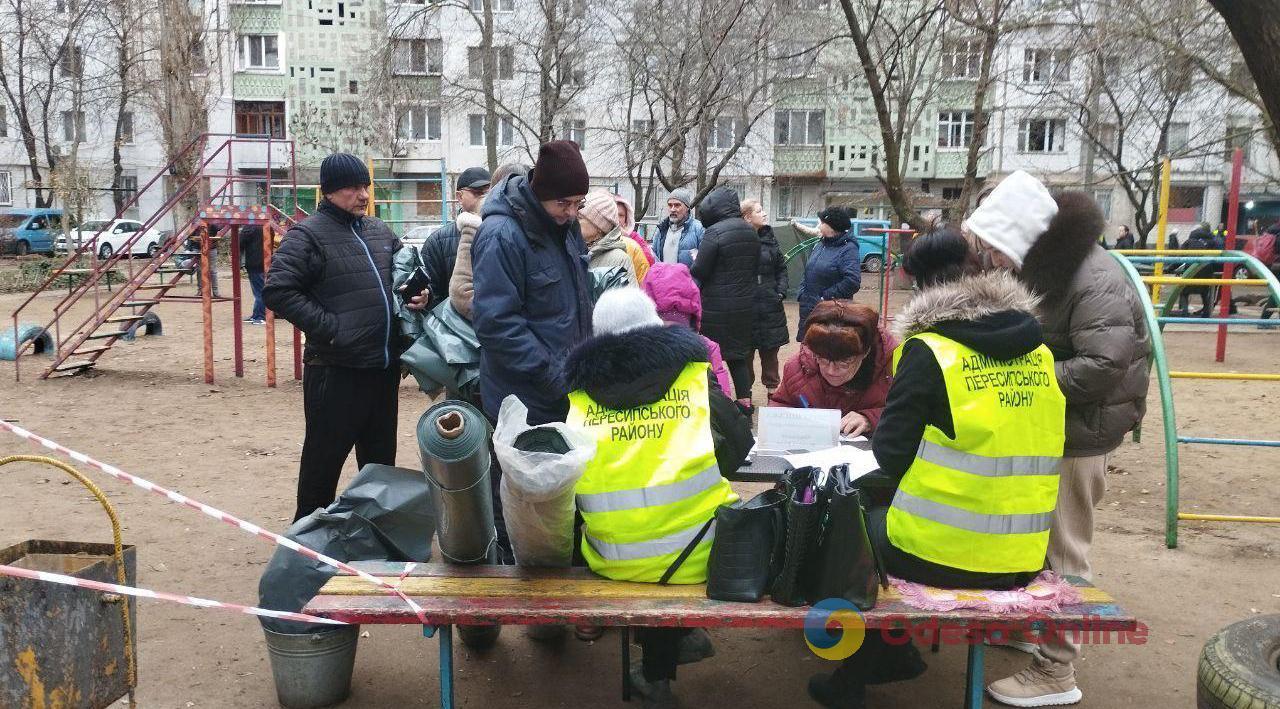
[{"xmin": 815, "ymin": 353, "xmax": 866, "ymax": 371}]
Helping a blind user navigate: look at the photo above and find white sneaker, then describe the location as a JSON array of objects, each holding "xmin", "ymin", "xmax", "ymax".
[{"xmin": 987, "ymin": 662, "xmax": 1082, "ymax": 707}]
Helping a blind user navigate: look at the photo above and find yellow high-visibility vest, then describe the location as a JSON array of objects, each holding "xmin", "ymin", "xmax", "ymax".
[
  {"xmin": 886, "ymin": 332, "xmax": 1066, "ymax": 574},
  {"xmin": 566, "ymin": 362, "xmax": 738, "ymax": 583}
]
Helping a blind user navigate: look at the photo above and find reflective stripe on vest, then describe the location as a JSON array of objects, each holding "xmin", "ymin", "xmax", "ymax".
[
  {"xmin": 916, "ymin": 440, "xmax": 1059, "ymax": 477},
  {"xmin": 886, "ymin": 332, "xmax": 1066, "ymax": 574},
  {"xmin": 576, "ymin": 464, "xmax": 723, "ymax": 514},
  {"xmin": 566, "ymin": 362, "xmax": 738, "ymax": 584},
  {"xmin": 584, "ymin": 520, "xmax": 718, "ymax": 561}
]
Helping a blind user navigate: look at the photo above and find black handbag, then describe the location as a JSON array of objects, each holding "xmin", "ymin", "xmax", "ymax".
[
  {"xmin": 805, "ymin": 464, "xmax": 881, "ymax": 610},
  {"xmin": 769, "ymin": 466, "xmax": 826, "ymax": 607},
  {"xmin": 706, "ymin": 489, "xmax": 786, "ymax": 602}
]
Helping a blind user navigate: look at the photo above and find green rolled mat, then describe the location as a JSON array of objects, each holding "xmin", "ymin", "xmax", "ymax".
[{"xmin": 416, "ymin": 400, "xmax": 497, "ymax": 564}]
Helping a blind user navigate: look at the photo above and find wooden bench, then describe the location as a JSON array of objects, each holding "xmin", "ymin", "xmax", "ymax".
[{"xmin": 304, "ymin": 562, "xmax": 1137, "ymax": 709}]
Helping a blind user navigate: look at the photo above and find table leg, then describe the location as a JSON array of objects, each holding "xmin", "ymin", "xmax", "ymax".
[
  {"xmin": 964, "ymin": 636, "xmax": 985, "ymax": 709},
  {"xmin": 621, "ymin": 627, "xmax": 631, "ymax": 702},
  {"xmin": 439, "ymin": 624, "xmax": 454, "ymax": 709}
]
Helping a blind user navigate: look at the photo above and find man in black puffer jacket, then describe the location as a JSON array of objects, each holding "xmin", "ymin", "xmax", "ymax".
[
  {"xmin": 690, "ymin": 186, "xmax": 761, "ymax": 405},
  {"xmin": 265, "ymin": 153, "xmax": 430, "ymax": 521}
]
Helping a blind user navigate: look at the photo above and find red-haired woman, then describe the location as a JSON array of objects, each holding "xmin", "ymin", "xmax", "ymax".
[{"xmin": 768, "ymin": 301, "xmax": 895, "ymax": 436}]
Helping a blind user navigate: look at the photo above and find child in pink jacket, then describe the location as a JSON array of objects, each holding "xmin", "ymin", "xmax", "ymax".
[{"xmin": 640, "ymin": 262, "xmax": 734, "ymax": 396}]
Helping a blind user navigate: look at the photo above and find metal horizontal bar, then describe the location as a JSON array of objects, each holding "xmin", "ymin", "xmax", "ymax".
[
  {"xmin": 1178, "ymin": 513, "xmax": 1280, "ymax": 524},
  {"xmin": 1169, "ymin": 371, "xmax": 1280, "ymax": 381},
  {"xmin": 1143, "ymin": 277, "xmax": 1267, "ymax": 286},
  {"xmin": 1178, "ymin": 436, "xmax": 1280, "ymax": 447},
  {"xmin": 1117, "ymin": 249, "xmax": 1223, "ymax": 255},
  {"xmin": 1159, "ymin": 317, "xmax": 1277, "ymax": 325},
  {"xmin": 1126, "ymin": 256, "xmax": 1252, "ymax": 263}
]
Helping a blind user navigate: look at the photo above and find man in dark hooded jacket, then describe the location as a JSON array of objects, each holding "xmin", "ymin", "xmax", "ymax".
[
  {"xmin": 471, "ymin": 140, "xmax": 594, "ymax": 426},
  {"xmin": 690, "ymin": 186, "xmax": 760, "ymax": 404}
]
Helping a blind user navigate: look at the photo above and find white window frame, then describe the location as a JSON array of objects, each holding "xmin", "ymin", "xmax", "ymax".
[
  {"xmin": 0, "ymin": 171, "xmax": 11, "ymax": 206},
  {"xmin": 941, "ymin": 37, "xmax": 981, "ymax": 80},
  {"xmin": 469, "ymin": 114, "xmax": 514, "ymax": 147},
  {"xmin": 1167, "ymin": 122, "xmax": 1190, "ymax": 154},
  {"xmin": 1019, "ymin": 118, "xmax": 1067, "ymax": 153},
  {"xmin": 119, "ymin": 111, "xmax": 135, "ymax": 145},
  {"xmin": 238, "ymin": 34, "xmax": 281, "ymax": 72},
  {"xmin": 561, "ymin": 118, "xmax": 586, "ymax": 148},
  {"xmin": 398, "ymin": 105, "xmax": 441, "ymax": 141},
  {"xmin": 395, "ymin": 39, "xmax": 442, "ymax": 75},
  {"xmin": 775, "ymin": 109, "xmax": 823, "ymax": 146},
  {"xmin": 469, "ymin": 0, "xmax": 514, "ymax": 12},
  {"xmin": 1023, "ymin": 48, "xmax": 1071, "ymax": 83},
  {"xmin": 710, "ymin": 116, "xmax": 740, "ymax": 150},
  {"xmin": 937, "ymin": 110, "xmax": 974, "ymax": 149},
  {"xmin": 468, "ymin": 45, "xmax": 514, "ymax": 80},
  {"xmin": 62, "ymin": 110, "xmax": 86, "ymax": 143}
]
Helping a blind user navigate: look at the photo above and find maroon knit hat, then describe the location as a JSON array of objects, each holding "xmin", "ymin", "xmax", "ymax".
[{"xmin": 530, "ymin": 140, "xmax": 589, "ymax": 201}]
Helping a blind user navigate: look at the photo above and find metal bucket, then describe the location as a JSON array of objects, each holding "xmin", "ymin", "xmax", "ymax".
[{"xmin": 263, "ymin": 625, "xmax": 360, "ymax": 709}]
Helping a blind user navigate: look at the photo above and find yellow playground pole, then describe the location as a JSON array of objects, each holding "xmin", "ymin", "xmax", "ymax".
[
  {"xmin": 367, "ymin": 157, "xmax": 377, "ymax": 217},
  {"xmin": 1153, "ymin": 157, "xmax": 1172, "ymax": 305}
]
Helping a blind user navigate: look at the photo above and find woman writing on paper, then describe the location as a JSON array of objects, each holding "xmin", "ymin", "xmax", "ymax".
[
  {"xmin": 768, "ymin": 301, "xmax": 895, "ymax": 437},
  {"xmin": 807, "ymin": 230, "xmax": 1067, "ymax": 708}
]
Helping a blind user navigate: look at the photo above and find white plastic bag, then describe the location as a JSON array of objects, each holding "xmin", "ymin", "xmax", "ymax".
[{"xmin": 493, "ymin": 395, "xmax": 596, "ymax": 567}]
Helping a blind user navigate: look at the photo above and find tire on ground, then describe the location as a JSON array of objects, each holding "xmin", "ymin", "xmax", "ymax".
[{"xmin": 1198, "ymin": 614, "xmax": 1280, "ymax": 709}]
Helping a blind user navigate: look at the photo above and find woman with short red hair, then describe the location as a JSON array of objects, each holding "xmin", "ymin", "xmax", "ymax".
[{"xmin": 768, "ymin": 301, "xmax": 896, "ymax": 436}]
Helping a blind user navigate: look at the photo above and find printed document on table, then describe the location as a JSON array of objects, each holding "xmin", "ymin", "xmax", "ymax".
[
  {"xmin": 756, "ymin": 407, "xmax": 840, "ymax": 454},
  {"xmin": 782, "ymin": 445, "xmax": 880, "ymax": 479}
]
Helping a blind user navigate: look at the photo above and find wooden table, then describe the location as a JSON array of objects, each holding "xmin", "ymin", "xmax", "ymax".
[{"xmin": 304, "ymin": 562, "xmax": 1138, "ymax": 709}]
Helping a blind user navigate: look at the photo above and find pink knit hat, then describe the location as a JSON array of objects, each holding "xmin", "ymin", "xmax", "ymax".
[
  {"xmin": 579, "ymin": 189, "xmax": 620, "ymax": 234},
  {"xmin": 641, "ymin": 262, "xmax": 703, "ymax": 331}
]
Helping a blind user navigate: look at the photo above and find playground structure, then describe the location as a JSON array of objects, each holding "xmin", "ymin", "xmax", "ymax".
[
  {"xmin": 1113, "ymin": 149, "xmax": 1280, "ymax": 548},
  {"xmin": 9, "ymin": 141, "xmax": 454, "ymax": 386}
]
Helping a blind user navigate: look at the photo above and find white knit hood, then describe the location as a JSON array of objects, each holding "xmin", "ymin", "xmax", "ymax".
[{"xmin": 963, "ymin": 170, "xmax": 1058, "ymax": 268}]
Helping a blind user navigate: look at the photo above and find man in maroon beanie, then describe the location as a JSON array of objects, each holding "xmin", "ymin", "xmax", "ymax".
[{"xmin": 469, "ymin": 140, "xmax": 593, "ymax": 574}]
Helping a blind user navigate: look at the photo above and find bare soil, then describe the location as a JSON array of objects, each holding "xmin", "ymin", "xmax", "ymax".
[{"xmin": 1, "ymin": 273, "xmax": 1277, "ymax": 708}]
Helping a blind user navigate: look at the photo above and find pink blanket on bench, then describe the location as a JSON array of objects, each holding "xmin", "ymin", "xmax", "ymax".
[{"xmin": 889, "ymin": 571, "xmax": 1082, "ymax": 614}]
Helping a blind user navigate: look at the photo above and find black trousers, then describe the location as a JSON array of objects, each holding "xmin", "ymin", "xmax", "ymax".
[
  {"xmin": 294, "ymin": 364, "xmax": 400, "ymax": 521},
  {"xmin": 635, "ymin": 627, "xmax": 693, "ymax": 681},
  {"xmin": 724, "ymin": 358, "xmax": 754, "ymax": 401}
]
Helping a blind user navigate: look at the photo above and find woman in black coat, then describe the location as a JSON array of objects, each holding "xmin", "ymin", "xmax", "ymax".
[
  {"xmin": 742, "ymin": 198, "xmax": 789, "ymax": 395},
  {"xmin": 690, "ymin": 186, "xmax": 762, "ymax": 406}
]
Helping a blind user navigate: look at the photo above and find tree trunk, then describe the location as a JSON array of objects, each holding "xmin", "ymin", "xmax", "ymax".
[
  {"xmin": 957, "ymin": 25, "xmax": 999, "ymax": 217},
  {"xmin": 481, "ymin": 0, "xmax": 498, "ymax": 170},
  {"xmin": 1208, "ymin": 1, "xmax": 1280, "ymax": 154}
]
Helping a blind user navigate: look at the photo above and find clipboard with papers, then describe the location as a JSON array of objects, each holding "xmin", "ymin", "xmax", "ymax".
[{"xmin": 745, "ymin": 407, "xmax": 881, "ymax": 480}]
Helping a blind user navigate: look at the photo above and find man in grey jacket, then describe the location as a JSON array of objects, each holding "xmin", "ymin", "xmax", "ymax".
[{"xmin": 963, "ymin": 171, "xmax": 1150, "ymax": 708}]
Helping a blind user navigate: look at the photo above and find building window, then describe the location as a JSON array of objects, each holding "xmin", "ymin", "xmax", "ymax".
[
  {"xmin": 1166, "ymin": 122, "xmax": 1190, "ymax": 154},
  {"xmin": 776, "ymin": 185, "xmax": 795, "ymax": 218},
  {"xmin": 560, "ymin": 54, "xmax": 585, "ymax": 87},
  {"xmin": 0, "ymin": 172, "xmax": 11, "ymax": 206},
  {"xmin": 936, "ymin": 111, "xmax": 974, "ymax": 149},
  {"xmin": 61, "ymin": 111, "xmax": 86, "ymax": 142},
  {"xmin": 775, "ymin": 109, "xmax": 824, "ymax": 146},
  {"xmin": 394, "ymin": 39, "xmax": 443, "ymax": 75},
  {"xmin": 467, "ymin": 46, "xmax": 514, "ymax": 79},
  {"xmin": 941, "ymin": 37, "xmax": 981, "ymax": 80},
  {"xmin": 191, "ymin": 38, "xmax": 209, "ymax": 74},
  {"xmin": 469, "ymin": 0, "xmax": 514, "ymax": 11},
  {"xmin": 1023, "ymin": 48, "xmax": 1070, "ymax": 83},
  {"xmin": 1093, "ymin": 189, "xmax": 1112, "ymax": 221},
  {"xmin": 942, "ymin": 187, "xmax": 963, "ymax": 201},
  {"xmin": 397, "ymin": 106, "xmax": 441, "ymax": 141},
  {"xmin": 1168, "ymin": 186, "xmax": 1205, "ymax": 223},
  {"xmin": 561, "ymin": 118, "xmax": 586, "ymax": 148},
  {"xmin": 119, "ymin": 112, "xmax": 134, "ymax": 144},
  {"xmin": 710, "ymin": 116, "xmax": 740, "ymax": 150},
  {"xmin": 61, "ymin": 45, "xmax": 84, "ymax": 78},
  {"xmin": 1019, "ymin": 118, "xmax": 1066, "ymax": 153},
  {"xmin": 469, "ymin": 114, "xmax": 514, "ymax": 146},
  {"xmin": 1225, "ymin": 121, "xmax": 1251, "ymax": 161},
  {"xmin": 238, "ymin": 35, "xmax": 280, "ymax": 71},
  {"xmin": 234, "ymin": 101, "xmax": 286, "ymax": 139},
  {"xmin": 777, "ymin": 43, "xmax": 815, "ymax": 79},
  {"xmin": 0, "ymin": 106, "xmax": 7, "ymax": 138},
  {"xmin": 1096, "ymin": 123, "xmax": 1117, "ymax": 154},
  {"xmin": 118, "ymin": 174, "xmax": 139, "ymax": 218}
]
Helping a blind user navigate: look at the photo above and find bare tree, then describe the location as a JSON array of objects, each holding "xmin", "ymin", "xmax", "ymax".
[{"xmin": 836, "ymin": 0, "xmax": 947, "ymax": 230}]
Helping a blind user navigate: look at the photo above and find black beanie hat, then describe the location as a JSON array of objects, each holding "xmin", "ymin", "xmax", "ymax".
[
  {"xmin": 530, "ymin": 141, "xmax": 589, "ymax": 201},
  {"xmin": 320, "ymin": 153, "xmax": 371, "ymax": 195},
  {"xmin": 818, "ymin": 206, "xmax": 852, "ymax": 234}
]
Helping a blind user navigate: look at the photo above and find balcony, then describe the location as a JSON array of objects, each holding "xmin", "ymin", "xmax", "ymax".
[{"xmin": 774, "ymin": 145, "xmax": 824, "ymax": 177}]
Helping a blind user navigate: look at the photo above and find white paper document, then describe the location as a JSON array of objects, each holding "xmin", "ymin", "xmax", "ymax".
[
  {"xmin": 782, "ymin": 444, "xmax": 880, "ymax": 479},
  {"xmin": 756, "ymin": 407, "xmax": 840, "ymax": 454}
]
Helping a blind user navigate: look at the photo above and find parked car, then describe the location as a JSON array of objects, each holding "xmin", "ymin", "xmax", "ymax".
[
  {"xmin": 55, "ymin": 218, "xmax": 161, "ymax": 259},
  {"xmin": 0, "ymin": 209, "xmax": 65, "ymax": 256},
  {"xmin": 400, "ymin": 224, "xmax": 442, "ymax": 251},
  {"xmin": 792, "ymin": 217, "xmax": 893, "ymax": 272}
]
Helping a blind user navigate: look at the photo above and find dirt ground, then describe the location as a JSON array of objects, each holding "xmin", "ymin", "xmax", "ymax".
[{"xmin": 1, "ymin": 271, "xmax": 1278, "ymax": 708}]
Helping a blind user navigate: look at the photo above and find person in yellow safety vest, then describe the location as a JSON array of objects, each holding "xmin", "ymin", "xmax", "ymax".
[
  {"xmin": 808, "ymin": 230, "xmax": 1067, "ymax": 709},
  {"xmin": 564, "ymin": 287, "xmax": 753, "ymax": 709}
]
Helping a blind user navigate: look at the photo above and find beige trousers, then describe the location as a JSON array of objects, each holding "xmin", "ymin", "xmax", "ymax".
[{"xmin": 1036, "ymin": 453, "xmax": 1108, "ymax": 669}]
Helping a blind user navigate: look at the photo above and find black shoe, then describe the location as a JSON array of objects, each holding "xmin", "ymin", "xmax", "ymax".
[
  {"xmin": 863, "ymin": 641, "xmax": 927, "ymax": 685},
  {"xmin": 457, "ymin": 624, "xmax": 501, "ymax": 650},
  {"xmin": 628, "ymin": 664, "xmax": 677, "ymax": 709},
  {"xmin": 676, "ymin": 628, "xmax": 715, "ymax": 665},
  {"xmin": 808, "ymin": 672, "xmax": 866, "ymax": 709}
]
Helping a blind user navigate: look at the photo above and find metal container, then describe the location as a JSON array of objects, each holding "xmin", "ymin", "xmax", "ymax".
[
  {"xmin": 0, "ymin": 539, "xmax": 137, "ymax": 709},
  {"xmin": 263, "ymin": 625, "xmax": 360, "ymax": 709}
]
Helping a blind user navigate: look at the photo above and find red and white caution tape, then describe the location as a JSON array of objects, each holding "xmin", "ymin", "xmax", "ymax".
[
  {"xmin": 0, "ymin": 563, "xmax": 347, "ymax": 626},
  {"xmin": 0, "ymin": 420, "xmax": 428, "ymax": 624}
]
